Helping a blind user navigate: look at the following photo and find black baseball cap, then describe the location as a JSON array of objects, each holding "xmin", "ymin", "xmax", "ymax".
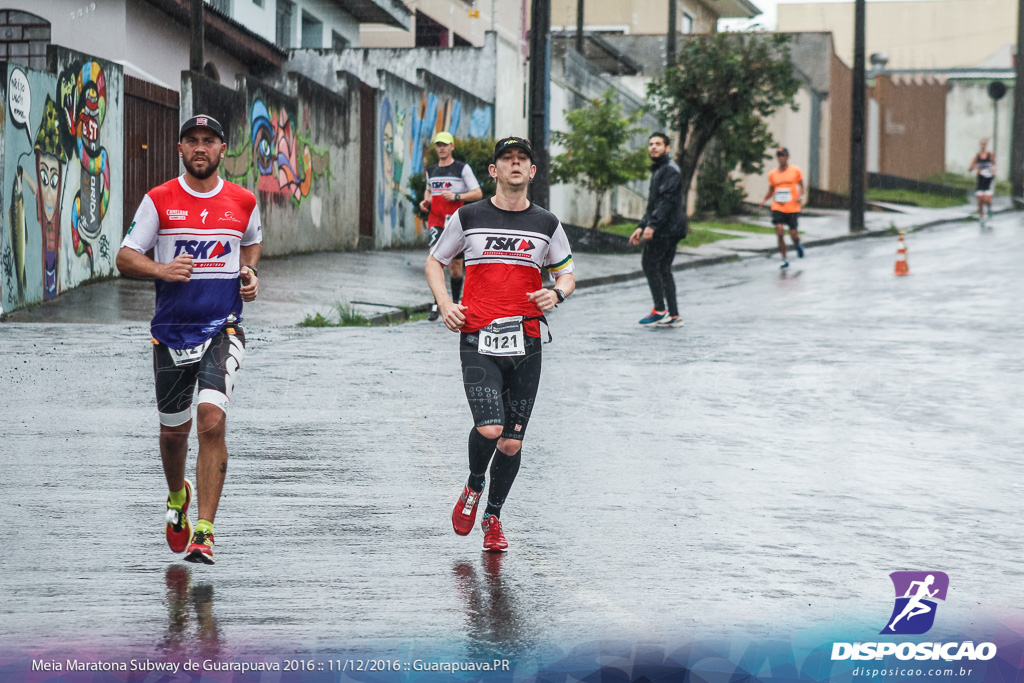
[
  {"xmin": 493, "ymin": 136, "xmax": 535, "ymax": 163},
  {"xmin": 776, "ymin": 147, "xmax": 789, "ymax": 156},
  {"xmin": 180, "ymin": 114, "xmax": 225, "ymax": 142}
]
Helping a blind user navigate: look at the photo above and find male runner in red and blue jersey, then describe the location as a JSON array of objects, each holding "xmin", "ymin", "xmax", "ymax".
[
  {"xmin": 426, "ymin": 136, "xmax": 575, "ymax": 552},
  {"xmin": 419, "ymin": 131, "xmax": 482, "ymax": 320},
  {"xmin": 117, "ymin": 114, "xmax": 262, "ymax": 565}
]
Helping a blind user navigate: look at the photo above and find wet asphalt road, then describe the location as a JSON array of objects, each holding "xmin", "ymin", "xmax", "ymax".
[{"xmin": 1, "ymin": 216, "xmax": 1022, "ymax": 664}]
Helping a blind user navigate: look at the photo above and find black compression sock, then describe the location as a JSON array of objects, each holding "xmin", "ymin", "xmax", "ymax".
[
  {"xmin": 484, "ymin": 446, "xmax": 522, "ymax": 518},
  {"xmin": 468, "ymin": 428, "xmax": 498, "ymax": 492},
  {"xmin": 450, "ymin": 276, "xmax": 464, "ymax": 303}
]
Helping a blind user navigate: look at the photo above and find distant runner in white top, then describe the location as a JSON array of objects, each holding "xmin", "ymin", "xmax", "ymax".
[{"xmin": 419, "ymin": 131, "xmax": 482, "ymax": 321}]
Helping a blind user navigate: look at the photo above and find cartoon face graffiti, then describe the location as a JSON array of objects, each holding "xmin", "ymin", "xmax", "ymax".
[
  {"xmin": 36, "ymin": 153, "xmax": 61, "ymax": 224},
  {"xmin": 28, "ymin": 95, "xmax": 67, "ymax": 300}
]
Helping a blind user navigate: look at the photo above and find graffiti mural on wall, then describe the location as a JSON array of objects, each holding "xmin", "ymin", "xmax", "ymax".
[
  {"xmin": 375, "ymin": 80, "xmax": 494, "ymax": 247},
  {"xmin": 408, "ymin": 93, "xmax": 493, "ymax": 177},
  {"xmin": 377, "ymin": 96, "xmax": 407, "ymax": 237},
  {"xmin": 63, "ymin": 61, "xmax": 110, "ymax": 272},
  {"xmin": 222, "ymin": 95, "xmax": 331, "ymax": 205},
  {"xmin": 3, "ymin": 59, "xmax": 116, "ymax": 310}
]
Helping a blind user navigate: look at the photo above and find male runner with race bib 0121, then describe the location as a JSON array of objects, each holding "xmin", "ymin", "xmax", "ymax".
[
  {"xmin": 419, "ymin": 131, "xmax": 483, "ymax": 321},
  {"xmin": 426, "ymin": 136, "xmax": 575, "ymax": 552},
  {"xmin": 760, "ymin": 147, "xmax": 805, "ymax": 269},
  {"xmin": 116, "ymin": 114, "xmax": 262, "ymax": 565}
]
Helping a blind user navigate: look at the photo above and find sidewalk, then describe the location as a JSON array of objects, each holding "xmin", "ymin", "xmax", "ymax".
[{"xmin": 2, "ymin": 198, "xmax": 1008, "ymax": 327}]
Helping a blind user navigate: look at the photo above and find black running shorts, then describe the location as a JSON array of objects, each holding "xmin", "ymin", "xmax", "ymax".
[
  {"xmin": 429, "ymin": 225, "xmax": 464, "ymax": 260},
  {"xmin": 772, "ymin": 210, "xmax": 799, "ymax": 230},
  {"xmin": 976, "ymin": 176, "xmax": 994, "ymax": 195},
  {"xmin": 460, "ymin": 332, "xmax": 542, "ymax": 441},
  {"xmin": 153, "ymin": 325, "xmax": 246, "ymax": 426}
]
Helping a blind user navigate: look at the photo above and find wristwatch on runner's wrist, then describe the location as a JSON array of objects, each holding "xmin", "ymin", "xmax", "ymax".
[
  {"xmin": 246, "ymin": 265, "xmax": 258, "ymax": 278},
  {"xmin": 455, "ymin": 193, "xmax": 461, "ymax": 201},
  {"xmin": 554, "ymin": 288, "xmax": 566, "ymax": 304}
]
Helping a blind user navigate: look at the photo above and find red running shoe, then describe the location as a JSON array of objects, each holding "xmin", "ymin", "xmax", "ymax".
[
  {"xmin": 481, "ymin": 515, "xmax": 508, "ymax": 552},
  {"xmin": 165, "ymin": 479, "xmax": 193, "ymax": 553},
  {"xmin": 184, "ymin": 529, "xmax": 215, "ymax": 565},
  {"xmin": 452, "ymin": 482, "xmax": 483, "ymax": 536}
]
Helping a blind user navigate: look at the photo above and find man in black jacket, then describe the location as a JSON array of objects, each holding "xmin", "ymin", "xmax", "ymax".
[{"xmin": 630, "ymin": 132, "xmax": 686, "ymax": 327}]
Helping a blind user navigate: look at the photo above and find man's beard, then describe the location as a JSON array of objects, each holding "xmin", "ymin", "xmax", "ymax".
[{"xmin": 184, "ymin": 153, "xmax": 221, "ymax": 180}]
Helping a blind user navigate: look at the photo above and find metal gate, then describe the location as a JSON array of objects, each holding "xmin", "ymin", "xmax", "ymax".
[
  {"xmin": 359, "ymin": 82, "xmax": 376, "ymax": 247},
  {"xmin": 123, "ymin": 75, "xmax": 179, "ymax": 237}
]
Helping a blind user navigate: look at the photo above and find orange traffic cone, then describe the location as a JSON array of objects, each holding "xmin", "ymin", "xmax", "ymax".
[{"xmin": 894, "ymin": 234, "xmax": 910, "ymax": 276}]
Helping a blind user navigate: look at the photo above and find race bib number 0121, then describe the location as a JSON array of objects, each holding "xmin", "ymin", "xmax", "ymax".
[{"xmin": 478, "ymin": 316, "xmax": 526, "ymax": 357}]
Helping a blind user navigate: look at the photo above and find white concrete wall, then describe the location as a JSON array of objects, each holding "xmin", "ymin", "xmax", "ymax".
[
  {"xmin": 494, "ymin": 32, "xmax": 527, "ymax": 137},
  {"xmin": 127, "ymin": 1, "xmax": 248, "ymax": 88},
  {"xmin": 946, "ymin": 80, "xmax": 1012, "ymax": 181},
  {"xmin": 229, "ymin": 0, "xmax": 276, "ymax": 43},
  {"xmin": 300, "ymin": 0, "xmax": 360, "ymax": 48},
  {"xmin": 6, "ymin": 0, "xmax": 128, "ymax": 63},
  {"xmin": 2, "ymin": 0, "xmax": 249, "ymax": 90},
  {"xmin": 286, "ymin": 32, "xmax": 500, "ymax": 102},
  {"xmin": 739, "ymin": 85, "xmax": 813, "ymax": 202}
]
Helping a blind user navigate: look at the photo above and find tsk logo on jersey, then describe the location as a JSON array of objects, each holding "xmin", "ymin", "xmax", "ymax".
[
  {"xmin": 483, "ymin": 236, "xmax": 536, "ymax": 258},
  {"xmin": 167, "ymin": 209, "xmax": 188, "ymax": 222},
  {"xmin": 431, "ymin": 181, "xmax": 453, "ymax": 189},
  {"xmin": 881, "ymin": 571, "xmax": 949, "ymax": 635},
  {"xmin": 173, "ymin": 239, "xmax": 233, "ymax": 262}
]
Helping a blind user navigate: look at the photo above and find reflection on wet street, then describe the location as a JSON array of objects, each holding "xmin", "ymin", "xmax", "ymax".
[
  {"xmin": 2, "ymin": 217, "xmax": 1024, "ymax": 659},
  {"xmin": 452, "ymin": 553, "xmax": 536, "ymax": 659},
  {"xmin": 159, "ymin": 566, "xmax": 221, "ymax": 659}
]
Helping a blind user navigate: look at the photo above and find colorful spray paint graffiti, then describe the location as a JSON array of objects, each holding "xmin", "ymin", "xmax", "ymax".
[
  {"xmin": 376, "ymin": 81, "xmax": 493, "ymax": 246},
  {"xmin": 377, "ymin": 96, "xmax": 407, "ymax": 237},
  {"xmin": 222, "ymin": 95, "xmax": 331, "ymax": 205},
  {"xmin": 3, "ymin": 59, "xmax": 117, "ymax": 310},
  {"xmin": 63, "ymin": 61, "xmax": 110, "ymax": 271}
]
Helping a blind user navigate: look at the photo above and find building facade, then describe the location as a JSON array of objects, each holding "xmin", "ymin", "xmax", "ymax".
[{"xmin": 777, "ymin": 0, "xmax": 1016, "ymax": 70}]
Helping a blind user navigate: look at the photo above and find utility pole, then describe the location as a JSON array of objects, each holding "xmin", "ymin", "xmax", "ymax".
[
  {"xmin": 190, "ymin": 0, "xmax": 204, "ymax": 73},
  {"xmin": 575, "ymin": 0, "xmax": 584, "ymax": 54},
  {"xmin": 849, "ymin": 0, "xmax": 866, "ymax": 232},
  {"xmin": 528, "ymin": 0, "xmax": 551, "ymax": 208},
  {"xmin": 667, "ymin": 0, "xmax": 678, "ymax": 67},
  {"xmin": 1011, "ymin": 0, "xmax": 1024, "ymax": 205}
]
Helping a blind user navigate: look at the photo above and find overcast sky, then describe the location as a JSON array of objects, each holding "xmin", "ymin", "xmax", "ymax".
[{"xmin": 722, "ymin": 0, "xmax": 948, "ymax": 31}]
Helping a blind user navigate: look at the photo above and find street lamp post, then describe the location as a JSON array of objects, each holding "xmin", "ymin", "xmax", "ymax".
[
  {"xmin": 849, "ymin": 0, "xmax": 866, "ymax": 232},
  {"xmin": 528, "ymin": 0, "xmax": 551, "ymax": 208}
]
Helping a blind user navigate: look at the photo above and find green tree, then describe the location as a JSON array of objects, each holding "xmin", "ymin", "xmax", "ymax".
[
  {"xmin": 647, "ymin": 32, "xmax": 801, "ymax": 210},
  {"xmin": 550, "ymin": 88, "xmax": 650, "ymax": 229}
]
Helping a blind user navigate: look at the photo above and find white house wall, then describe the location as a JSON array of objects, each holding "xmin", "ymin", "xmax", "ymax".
[
  {"xmin": 739, "ymin": 85, "xmax": 813, "ymax": 202},
  {"xmin": 946, "ymin": 80, "xmax": 1012, "ymax": 182}
]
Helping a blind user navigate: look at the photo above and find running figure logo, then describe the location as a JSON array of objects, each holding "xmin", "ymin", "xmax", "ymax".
[{"xmin": 881, "ymin": 571, "xmax": 949, "ymax": 635}]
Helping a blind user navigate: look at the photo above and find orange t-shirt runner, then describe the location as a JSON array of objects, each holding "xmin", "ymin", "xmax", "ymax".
[{"xmin": 769, "ymin": 166, "xmax": 803, "ymax": 213}]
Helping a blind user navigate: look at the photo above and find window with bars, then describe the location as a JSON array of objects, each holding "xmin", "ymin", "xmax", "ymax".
[{"xmin": 208, "ymin": 0, "xmax": 230, "ymax": 15}]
